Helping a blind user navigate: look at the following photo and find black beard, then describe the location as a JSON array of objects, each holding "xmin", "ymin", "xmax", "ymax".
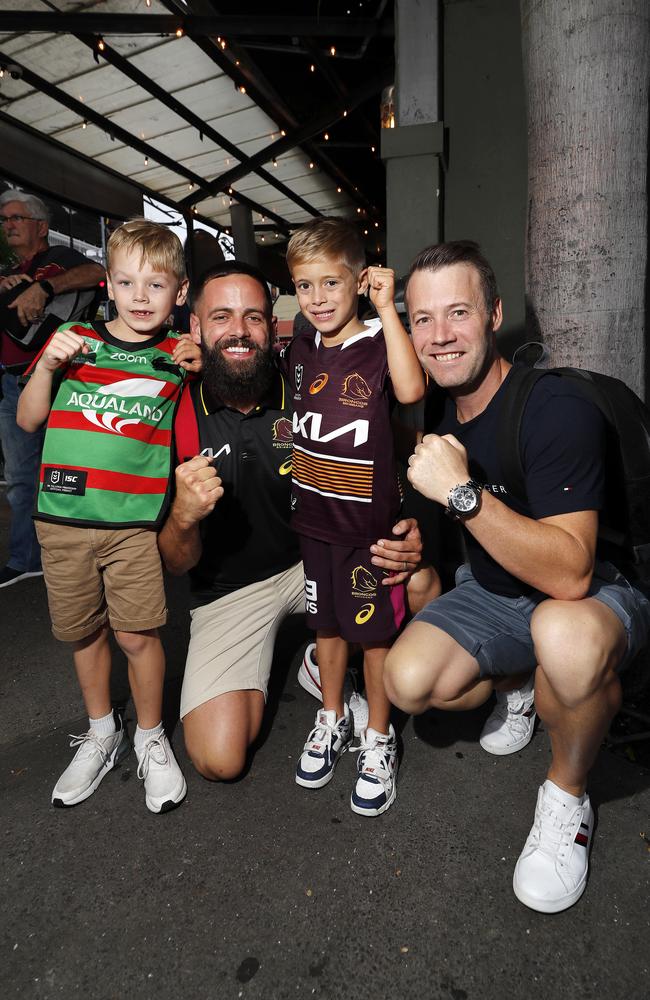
[{"xmin": 201, "ymin": 338, "xmax": 275, "ymax": 408}]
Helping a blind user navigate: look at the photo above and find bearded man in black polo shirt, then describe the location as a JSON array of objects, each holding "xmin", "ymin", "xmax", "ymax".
[{"xmin": 158, "ymin": 262, "xmax": 421, "ymax": 783}]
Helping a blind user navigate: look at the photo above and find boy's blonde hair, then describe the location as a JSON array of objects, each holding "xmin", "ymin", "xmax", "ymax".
[
  {"xmin": 286, "ymin": 217, "xmax": 366, "ymax": 277},
  {"xmin": 107, "ymin": 218, "xmax": 186, "ymax": 281}
]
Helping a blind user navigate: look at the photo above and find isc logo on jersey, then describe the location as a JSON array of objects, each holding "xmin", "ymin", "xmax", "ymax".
[{"xmin": 68, "ymin": 378, "xmax": 166, "ymax": 435}]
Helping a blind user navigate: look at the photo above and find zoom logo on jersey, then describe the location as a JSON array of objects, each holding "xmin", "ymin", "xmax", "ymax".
[
  {"xmin": 292, "ymin": 411, "xmax": 369, "ymax": 447},
  {"xmin": 351, "ymin": 566, "xmax": 377, "ymax": 598},
  {"xmin": 110, "ymin": 351, "xmax": 148, "ymax": 364},
  {"xmin": 304, "ymin": 576, "xmax": 318, "ymax": 614},
  {"xmin": 69, "ymin": 378, "xmax": 166, "ymax": 435}
]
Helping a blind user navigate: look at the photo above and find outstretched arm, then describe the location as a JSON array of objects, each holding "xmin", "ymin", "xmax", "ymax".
[
  {"xmin": 158, "ymin": 456, "xmax": 224, "ymax": 575},
  {"xmin": 367, "ymin": 265, "xmax": 424, "ymax": 404}
]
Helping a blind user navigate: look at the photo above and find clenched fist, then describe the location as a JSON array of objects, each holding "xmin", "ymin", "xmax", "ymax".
[{"xmin": 407, "ymin": 433, "xmax": 471, "ymax": 505}]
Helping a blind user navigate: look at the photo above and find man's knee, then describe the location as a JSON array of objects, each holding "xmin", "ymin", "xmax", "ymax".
[
  {"xmin": 114, "ymin": 628, "xmax": 158, "ymax": 659},
  {"xmin": 385, "ymin": 635, "xmax": 469, "ymax": 712},
  {"xmin": 186, "ymin": 735, "xmax": 248, "ymax": 782},
  {"xmin": 531, "ymin": 599, "xmax": 624, "ymax": 707}
]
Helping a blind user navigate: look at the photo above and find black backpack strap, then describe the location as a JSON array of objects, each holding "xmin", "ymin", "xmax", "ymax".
[{"xmin": 498, "ymin": 364, "xmax": 552, "ymax": 502}]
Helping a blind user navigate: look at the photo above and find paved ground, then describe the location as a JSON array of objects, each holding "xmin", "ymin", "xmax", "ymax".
[{"xmin": 1, "ymin": 503, "xmax": 649, "ymax": 1000}]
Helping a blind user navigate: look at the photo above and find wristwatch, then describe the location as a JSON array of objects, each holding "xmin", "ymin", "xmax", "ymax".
[
  {"xmin": 447, "ymin": 479, "xmax": 483, "ymax": 520},
  {"xmin": 38, "ymin": 279, "xmax": 55, "ymax": 304}
]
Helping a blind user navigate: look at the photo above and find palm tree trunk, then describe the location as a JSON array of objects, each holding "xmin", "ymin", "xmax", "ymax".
[{"xmin": 521, "ymin": 0, "xmax": 649, "ymax": 398}]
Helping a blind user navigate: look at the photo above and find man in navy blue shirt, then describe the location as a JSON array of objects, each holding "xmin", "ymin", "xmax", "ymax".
[{"xmin": 385, "ymin": 241, "xmax": 650, "ymax": 914}]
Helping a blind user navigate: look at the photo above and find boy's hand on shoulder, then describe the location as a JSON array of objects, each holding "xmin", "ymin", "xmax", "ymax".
[
  {"xmin": 38, "ymin": 330, "xmax": 89, "ymax": 373},
  {"xmin": 367, "ymin": 265, "xmax": 396, "ymax": 314},
  {"xmin": 174, "ymin": 455, "xmax": 224, "ymax": 525},
  {"xmin": 173, "ymin": 334, "xmax": 203, "ymax": 373}
]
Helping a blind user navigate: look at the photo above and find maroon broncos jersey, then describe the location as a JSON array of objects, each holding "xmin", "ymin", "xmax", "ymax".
[{"xmin": 281, "ymin": 319, "xmax": 401, "ymax": 546}]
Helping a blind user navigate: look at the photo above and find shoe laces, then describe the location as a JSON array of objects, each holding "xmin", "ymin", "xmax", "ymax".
[
  {"xmin": 492, "ymin": 692, "xmax": 533, "ymax": 733},
  {"xmin": 136, "ymin": 736, "xmax": 169, "ymax": 779},
  {"xmin": 68, "ymin": 730, "xmax": 113, "ymax": 765},
  {"xmin": 354, "ymin": 734, "xmax": 395, "ymax": 783},
  {"xmin": 532, "ymin": 797, "xmax": 578, "ymax": 862}
]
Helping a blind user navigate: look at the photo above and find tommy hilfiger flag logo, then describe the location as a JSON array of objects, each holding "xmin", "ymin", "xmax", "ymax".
[{"xmin": 574, "ymin": 821, "xmax": 590, "ymax": 847}]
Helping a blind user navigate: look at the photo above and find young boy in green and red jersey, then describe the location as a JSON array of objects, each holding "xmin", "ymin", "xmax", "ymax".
[{"xmin": 17, "ymin": 219, "xmax": 199, "ymax": 814}]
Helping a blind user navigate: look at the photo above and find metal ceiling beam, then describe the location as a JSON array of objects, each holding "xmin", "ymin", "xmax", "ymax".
[
  {"xmin": 181, "ymin": 67, "xmax": 392, "ymax": 208},
  {"xmin": 0, "ymin": 50, "xmax": 292, "ymax": 234},
  {"xmin": 0, "ymin": 14, "xmax": 393, "ymax": 38},
  {"xmin": 74, "ymin": 34, "xmax": 321, "ymax": 220}
]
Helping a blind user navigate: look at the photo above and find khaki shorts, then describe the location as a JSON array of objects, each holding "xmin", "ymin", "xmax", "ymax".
[
  {"xmin": 180, "ymin": 562, "xmax": 305, "ymax": 719},
  {"xmin": 35, "ymin": 521, "xmax": 167, "ymax": 642}
]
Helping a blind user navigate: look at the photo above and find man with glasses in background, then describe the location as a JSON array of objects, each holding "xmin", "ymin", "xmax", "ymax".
[{"xmin": 0, "ymin": 189, "xmax": 104, "ymax": 587}]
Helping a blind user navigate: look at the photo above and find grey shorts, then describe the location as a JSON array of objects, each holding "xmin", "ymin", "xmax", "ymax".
[
  {"xmin": 180, "ymin": 562, "xmax": 305, "ymax": 719},
  {"xmin": 414, "ymin": 561, "xmax": 650, "ymax": 678}
]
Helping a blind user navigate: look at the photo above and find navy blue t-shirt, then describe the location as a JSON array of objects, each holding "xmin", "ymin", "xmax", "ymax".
[{"xmin": 431, "ymin": 367, "xmax": 606, "ymax": 597}]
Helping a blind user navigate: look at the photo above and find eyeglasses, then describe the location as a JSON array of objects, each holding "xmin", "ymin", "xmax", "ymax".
[{"xmin": 0, "ymin": 214, "xmax": 42, "ymax": 225}]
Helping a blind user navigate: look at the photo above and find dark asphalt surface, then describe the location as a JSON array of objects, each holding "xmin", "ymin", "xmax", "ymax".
[{"xmin": 1, "ymin": 502, "xmax": 649, "ymax": 1000}]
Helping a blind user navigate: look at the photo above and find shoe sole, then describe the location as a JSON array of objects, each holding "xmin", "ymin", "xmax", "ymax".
[
  {"xmin": 145, "ymin": 775, "xmax": 187, "ymax": 814},
  {"xmin": 350, "ymin": 780, "xmax": 397, "ymax": 817},
  {"xmin": 512, "ymin": 868, "xmax": 588, "ymax": 913},
  {"xmin": 52, "ymin": 736, "xmax": 131, "ymax": 808},
  {"xmin": 479, "ymin": 713, "xmax": 537, "ymax": 756},
  {"xmin": 0, "ymin": 570, "xmax": 44, "ymax": 589}
]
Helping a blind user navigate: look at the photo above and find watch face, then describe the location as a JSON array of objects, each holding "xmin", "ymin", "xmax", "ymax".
[{"xmin": 450, "ymin": 484, "xmax": 479, "ymax": 514}]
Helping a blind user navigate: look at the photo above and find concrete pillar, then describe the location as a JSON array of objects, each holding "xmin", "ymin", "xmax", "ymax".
[
  {"xmin": 230, "ymin": 203, "xmax": 258, "ymax": 265},
  {"xmin": 381, "ymin": 0, "xmax": 443, "ymax": 277}
]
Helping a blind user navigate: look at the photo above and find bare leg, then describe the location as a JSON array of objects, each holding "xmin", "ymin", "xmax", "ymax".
[
  {"xmin": 114, "ymin": 628, "xmax": 165, "ymax": 730},
  {"xmin": 406, "ymin": 564, "xmax": 442, "ymax": 617},
  {"xmin": 362, "ymin": 643, "xmax": 392, "ymax": 733},
  {"xmin": 72, "ymin": 625, "xmax": 112, "ymax": 720},
  {"xmin": 531, "ymin": 598, "xmax": 626, "ymax": 796},
  {"xmin": 317, "ymin": 631, "xmax": 348, "ymax": 719},
  {"xmin": 183, "ymin": 689, "xmax": 265, "ymax": 781},
  {"xmin": 384, "ymin": 621, "xmax": 491, "ymax": 714}
]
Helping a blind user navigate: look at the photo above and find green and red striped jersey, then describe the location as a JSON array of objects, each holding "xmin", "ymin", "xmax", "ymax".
[{"xmin": 29, "ymin": 321, "xmax": 188, "ymax": 528}]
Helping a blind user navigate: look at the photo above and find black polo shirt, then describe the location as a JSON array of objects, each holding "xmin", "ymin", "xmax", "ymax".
[{"xmin": 183, "ymin": 371, "xmax": 300, "ymax": 606}]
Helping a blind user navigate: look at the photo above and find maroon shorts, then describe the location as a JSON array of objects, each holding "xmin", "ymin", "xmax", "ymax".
[{"xmin": 299, "ymin": 535, "xmax": 406, "ymax": 643}]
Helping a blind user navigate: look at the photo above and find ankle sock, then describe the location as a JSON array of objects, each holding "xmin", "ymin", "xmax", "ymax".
[
  {"xmin": 134, "ymin": 721, "xmax": 164, "ymax": 749},
  {"xmin": 89, "ymin": 710, "xmax": 116, "ymax": 738}
]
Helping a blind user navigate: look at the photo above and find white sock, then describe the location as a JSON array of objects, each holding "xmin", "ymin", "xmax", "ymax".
[
  {"xmin": 89, "ymin": 710, "xmax": 116, "ymax": 737},
  {"xmin": 544, "ymin": 778, "xmax": 584, "ymax": 808},
  {"xmin": 134, "ymin": 721, "xmax": 164, "ymax": 749}
]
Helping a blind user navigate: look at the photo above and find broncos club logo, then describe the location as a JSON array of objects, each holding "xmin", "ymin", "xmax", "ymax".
[
  {"xmin": 341, "ymin": 372, "xmax": 372, "ymax": 400},
  {"xmin": 350, "ymin": 565, "xmax": 378, "ymax": 597},
  {"xmin": 272, "ymin": 417, "xmax": 293, "ymax": 443}
]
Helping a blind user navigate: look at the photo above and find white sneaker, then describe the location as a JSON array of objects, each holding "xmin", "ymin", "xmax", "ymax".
[
  {"xmin": 480, "ymin": 675, "xmax": 536, "ymax": 755},
  {"xmin": 351, "ymin": 725, "xmax": 398, "ymax": 817},
  {"xmin": 513, "ymin": 781, "xmax": 594, "ymax": 913},
  {"xmin": 135, "ymin": 731, "xmax": 187, "ymax": 814},
  {"xmin": 295, "ymin": 706, "xmax": 353, "ymax": 789},
  {"xmin": 297, "ymin": 643, "xmax": 369, "ymax": 737},
  {"xmin": 52, "ymin": 718, "xmax": 130, "ymax": 807}
]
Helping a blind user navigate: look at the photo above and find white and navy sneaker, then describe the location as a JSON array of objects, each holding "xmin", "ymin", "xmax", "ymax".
[
  {"xmin": 297, "ymin": 643, "xmax": 369, "ymax": 738},
  {"xmin": 513, "ymin": 780, "xmax": 594, "ymax": 913},
  {"xmin": 480, "ymin": 675, "xmax": 536, "ymax": 756},
  {"xmin": 295, "ymin": 707, "xmax": 353, "ymax": 789},
  {"xmin": 351, "ymin": 725, "xmax": 398, "ymax": 817},
  {"xmin": 52, "ymin": 717, "xmax": 130, "ymax": 807},
  {"xmin": 135, "ymin": 732, "xmax": 187, "ymax": 814}
]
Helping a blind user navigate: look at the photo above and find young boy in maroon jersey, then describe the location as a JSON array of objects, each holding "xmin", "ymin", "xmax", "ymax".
[
  {"xmin": 17, "ymin": 219, "xmax": 199, "ymax": 814},
  {"xmin": 284, "ymin": 217, "xmax": 424, "ymax": 815}
]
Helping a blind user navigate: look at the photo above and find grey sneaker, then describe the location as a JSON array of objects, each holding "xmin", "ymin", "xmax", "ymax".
[{"xmin": 52, "ymin": 718, "xmax": 130, "ymax": 807}]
